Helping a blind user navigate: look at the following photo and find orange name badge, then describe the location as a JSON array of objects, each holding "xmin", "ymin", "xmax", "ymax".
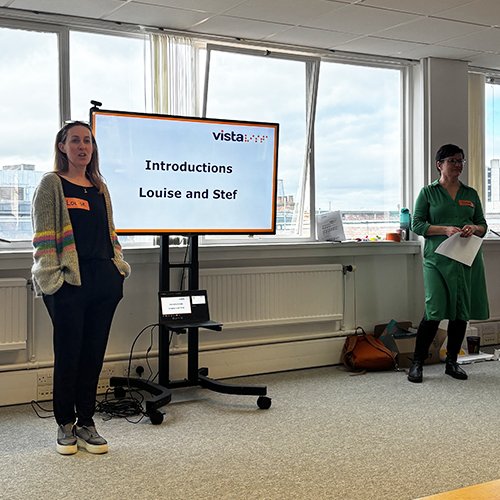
[
  {"xmin": 458, "ymin": 199, "xmax": 474, "ymax": 208},
  {"xmin": 66, "ymin": 197, "xmax": 90, "ymax": 210}
]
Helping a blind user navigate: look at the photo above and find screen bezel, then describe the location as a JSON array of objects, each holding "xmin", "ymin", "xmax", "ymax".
[{"xmin": 90, "ymin": 108, "xmax": 279, "ymax": 236}]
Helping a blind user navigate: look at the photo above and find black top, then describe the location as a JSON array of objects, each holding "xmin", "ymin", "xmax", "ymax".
[{"xmin": 59, "ymin": 176, "xmax": 113, "ymax": 260}]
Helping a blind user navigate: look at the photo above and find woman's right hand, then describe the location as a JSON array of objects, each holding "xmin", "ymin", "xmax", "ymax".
[{"xmin": 444, "ymin": 226, "xmax": 462, "ymax": 237}]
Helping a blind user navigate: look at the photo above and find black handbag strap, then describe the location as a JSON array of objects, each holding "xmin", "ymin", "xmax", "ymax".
[{"xmin": 354, "ymin": 326, "xmax": 366, "ymax": 336}]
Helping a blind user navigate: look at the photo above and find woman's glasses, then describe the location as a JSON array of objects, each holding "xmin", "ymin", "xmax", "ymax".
[{"xmin": 442, "ymin": 157, "xmax": 466, "ymax": 165}]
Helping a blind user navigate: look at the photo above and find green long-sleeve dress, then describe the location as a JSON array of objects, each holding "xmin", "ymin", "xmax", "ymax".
[{"xmin": 412, "ymin": 180, "xmax": 489, "ymax": 321}]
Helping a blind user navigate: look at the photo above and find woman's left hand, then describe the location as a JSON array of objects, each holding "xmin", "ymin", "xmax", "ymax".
[{"xmin": 460, "ymin": 225, "xmax": 476, "ymax": 238}]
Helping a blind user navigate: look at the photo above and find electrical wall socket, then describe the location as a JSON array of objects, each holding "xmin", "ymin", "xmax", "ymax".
[
  {"xmin": 37, "ymin": 386, "xmax": 53, "ymax": 401},
  {"xmin": 100, "ymin": 360, "xmax": 146, "ymax": 379},
  {"xmin": 36, "ymin": 368, "xmax": 53, "ymax": 402},
  {"xmin": 36, "ymin": 378, "xmax": 111, "ymax": 401},
  {"xmin": 34, "ymin": 358, "xmax": 156, "ymax": 402},
  {"xmin": 123, "ymin": 362, "xmax": 145, "ymax": 377},
  {"xmin": 99, "ymin": 362, "xmax": 122, "ymax": 379},
  {"xmin": 37, "ymin": 369, "xmax": 53, "ymax": 386},
  {"xmin": 96, "ymin": 378, "xmax": 112, "ymax": 394}
]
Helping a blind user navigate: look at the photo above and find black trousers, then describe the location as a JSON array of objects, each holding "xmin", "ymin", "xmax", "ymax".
[
  {"xmin": 43, "ymin": 259, "xmax": 123, "ymax": 427},
  {"xmin": 413, "ymin": 317, "xmax": 467, "ymax": 363}
]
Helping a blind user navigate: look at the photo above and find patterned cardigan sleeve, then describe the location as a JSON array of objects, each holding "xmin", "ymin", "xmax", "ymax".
[{"xmin": 31, "ymin": 173, "xmax": 78, "ymax": 295}]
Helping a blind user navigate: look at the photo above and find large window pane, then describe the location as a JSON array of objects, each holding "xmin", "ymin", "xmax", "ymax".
[
  {"xmin": 315, "ymin": 63, "xmax": 401, "ymax": 240},
  {"xmin": 70, "ymin": 31, "xmax": 150, "ymax": 120},
  {"xmin": 70, "ymin": 31, "xmax": 153, "ymax": 246},
  {"xmin": 0, "ymin": 27, "xmax": 59, "ymax": 241},
  {"xmin": 205, "ymin": 49, "xmax": 308, "ymax": 240}
]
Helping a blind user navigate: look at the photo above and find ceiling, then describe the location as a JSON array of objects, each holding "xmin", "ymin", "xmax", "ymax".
[{"xmin": 3, "ymin": 0, "xmax": 500, "ymax": 70}]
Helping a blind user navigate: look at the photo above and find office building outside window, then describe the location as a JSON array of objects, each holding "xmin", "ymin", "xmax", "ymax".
[
  {"xmin": 0, "ymin": 26, "xmax": 58, "ymax": 241},
  {"xmin": 315, "ymin": 62, "xmax": 402, "ymax": 240}
]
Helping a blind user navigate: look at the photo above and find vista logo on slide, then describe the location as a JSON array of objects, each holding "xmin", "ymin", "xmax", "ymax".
[{"xmin": 212, "ymin": 129, "xmax": 269, "ymax": 143}]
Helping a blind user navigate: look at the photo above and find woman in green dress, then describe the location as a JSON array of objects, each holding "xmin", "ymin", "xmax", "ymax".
[{"xmin": 408, "ymin": 144, "xmax": 489, "ymax": 383}]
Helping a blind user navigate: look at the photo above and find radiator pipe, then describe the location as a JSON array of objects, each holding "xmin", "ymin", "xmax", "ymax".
[{"xmin": 0, "ymin": 351, "xmax": 159, "ymax": 373}]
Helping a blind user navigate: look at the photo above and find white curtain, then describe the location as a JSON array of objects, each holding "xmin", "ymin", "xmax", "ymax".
[
  {"xmin": 150, "ymin": 34, "xmax": 200, "ymax": 116},
  {"xmin": 294, "ymin": 59, "xmax": 320, "ymax": 237},
  {"xmin": 468, "ymin": 73, "xmax": 485, "ymax": 200}
]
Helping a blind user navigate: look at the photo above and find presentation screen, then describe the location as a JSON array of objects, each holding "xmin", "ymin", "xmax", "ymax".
[{"xmin": 90, "ymin": 109, "xmax": 279, "ymax": 235}]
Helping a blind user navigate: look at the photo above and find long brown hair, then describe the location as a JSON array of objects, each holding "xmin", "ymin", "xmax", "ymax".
[{"xmin": 54, "ymin": 121, "xmax": 105, "ymax": 192}]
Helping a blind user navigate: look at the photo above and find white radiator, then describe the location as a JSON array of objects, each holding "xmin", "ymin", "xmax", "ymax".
[
  {"xmin": 0, "ymin": 278, "xmax": 28, "ymax": 351},
  {"xmin": 199, "ymin": 265, "xmax": 344, "ymax": 328}
]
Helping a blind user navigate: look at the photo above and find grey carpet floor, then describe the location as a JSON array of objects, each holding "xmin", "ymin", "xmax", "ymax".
[{"xmin": 0, "ymin": 360, "xmax": 499, "ymax": 500}]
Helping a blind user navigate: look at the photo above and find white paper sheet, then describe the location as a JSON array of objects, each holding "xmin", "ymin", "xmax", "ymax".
[
  {"xmin": 316, "ymin": 210, "xmax": 345, "ymax": 242},
  {"xmin": 434, "ymin": 233, "xmax": 483, "ymax": 266}
]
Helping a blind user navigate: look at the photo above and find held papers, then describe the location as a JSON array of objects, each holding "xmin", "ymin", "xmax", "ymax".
[{"xmin": 435, "ymin": 233, "xmax": 483, "ymax": 266}]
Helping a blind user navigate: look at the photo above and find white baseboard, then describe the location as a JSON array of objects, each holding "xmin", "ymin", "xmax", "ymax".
[
  {"xmin": 0, "ymin": 370, "xmax": 38, "ymax": 406},
  {"xmin": 170, "ymin": 335, "xmax": 346, "ymax": 380},
  {"xmin": 0, "ymin": 335, "xmax": 346, "ymax": 407}
]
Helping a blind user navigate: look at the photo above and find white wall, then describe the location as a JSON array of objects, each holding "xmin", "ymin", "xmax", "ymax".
[
  {"xmin": 2, "ymin": 237, "xmax": 500, "ymax": 407},
  {"xmin": 0, "ymin": 241, "xmax": 425, "ymax": 405}
]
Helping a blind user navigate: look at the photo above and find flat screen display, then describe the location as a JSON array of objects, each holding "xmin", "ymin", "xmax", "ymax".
[{"xmin": 90, "ymin": 109, "xmax": 279, "ymax": 235}]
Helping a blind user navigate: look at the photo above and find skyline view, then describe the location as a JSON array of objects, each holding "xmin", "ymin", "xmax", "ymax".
[{"xmin": 2, "ymin": 25, "xmax": 500, "ymax": 241}]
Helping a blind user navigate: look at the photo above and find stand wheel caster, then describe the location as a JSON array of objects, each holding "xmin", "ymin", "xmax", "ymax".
[
  {"xmin": 147, "ymin": 410, "xmax": 164, "ymax": 425},
  {"xmin": 257, "ymin": 396, "xmax": 272, "ymax": 410},
  {"xmin": 114, "ymin": 386, "xmax": 126, "ymax": 398}
]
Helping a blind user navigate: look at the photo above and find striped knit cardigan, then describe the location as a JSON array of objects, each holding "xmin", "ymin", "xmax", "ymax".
[{"xmin": 31, "ymin": 172, "xmax": 130, "ymax": 296}]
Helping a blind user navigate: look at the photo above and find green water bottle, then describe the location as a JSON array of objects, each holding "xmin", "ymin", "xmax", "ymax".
[{"xmin": 400, "ymin": 208, "xmax": 411, "ymax": 241}]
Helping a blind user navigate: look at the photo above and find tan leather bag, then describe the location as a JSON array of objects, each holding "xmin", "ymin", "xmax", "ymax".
[{"xmin": 341, "ymin": 327, "xmax": 397, "ymax": 371}]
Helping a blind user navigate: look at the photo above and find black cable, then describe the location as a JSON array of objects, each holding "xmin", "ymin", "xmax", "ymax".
[
  {"xmin": 95, "ymin": 387, "xmax": 147, "ymax": 423},
  {"xmin": 104, "ymin": 323, "xmax": 159, "ymax": 422},
  {"xmin": 179, "ymin": 236, "xmax": 190, "ymax": 289},
  {"xmin": 31, "ymin": 323, "xmax": 165, "ymax": 423},
  {"xmin": 144, "ymin": 326, "xmax": 156, "ymax": 381},
  {"xmin": 149, "ymin": 327, "xmax": 175, "ymax": 384},
  {"xmin": 124, "ymin": 322, "xmax": 158, "ymax": 379},
  {"xmin": 30, "ymin": 400, "xmax": 54, "ymax": 419},
  {"xmin": 95, "ymin": 322, "xmax": 167, "ymax": 423}
]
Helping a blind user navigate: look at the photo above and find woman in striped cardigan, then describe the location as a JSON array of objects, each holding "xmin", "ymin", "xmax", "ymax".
[{"xmin": 32, "ymin": 121, "xmax": 130, "ymax": 455}]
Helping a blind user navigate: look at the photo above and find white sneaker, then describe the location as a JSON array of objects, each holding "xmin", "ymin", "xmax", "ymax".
[
  {"xmin": 56, "ymin": 423, "xmax": 77, "ymax": 455},
  {"xmin": 75, "ymin": 425, "xmax": 108, "ymax": 454}
]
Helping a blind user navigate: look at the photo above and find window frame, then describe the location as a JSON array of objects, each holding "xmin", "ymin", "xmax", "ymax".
[
  {"xmin": 0, "ymin": 17, "xmax": 67, "ymax": 129},
  {"xmin": 201, "ymin": 44, "xmax": 320, "ymax": 244},
  {"xmin": 0, "ymin": 14, "xmax": 410, "ymax": 248},
  {"xmin": 202, "ymin": 44, "xmax": 408, "ymax": 245},
  {"xmin": 0, "ymin": 18, "xmax": 153, "ymax": 246}
]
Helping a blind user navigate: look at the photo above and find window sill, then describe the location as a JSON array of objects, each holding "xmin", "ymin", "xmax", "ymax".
[{"xmin": 0, "ymin": 240, "xmax": 422, "ymax": 271}]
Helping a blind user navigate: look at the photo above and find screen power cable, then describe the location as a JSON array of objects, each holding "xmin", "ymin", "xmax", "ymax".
[
  {"xmin": 31, "ymin": 322, "xmax": 175, "ymax": 424},
  {"xmin": 96, "ymin": 322, "xmax": 160, "ymax": 423}
]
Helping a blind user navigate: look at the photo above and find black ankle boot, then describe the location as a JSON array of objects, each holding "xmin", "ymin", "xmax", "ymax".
[
  {"xmin": 445, "ymin": 357, "xmax": 468, "ymax": 380},
  {"xmin": 408, "ymin": 360, "xmax": 423, "ymax": 383}
]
